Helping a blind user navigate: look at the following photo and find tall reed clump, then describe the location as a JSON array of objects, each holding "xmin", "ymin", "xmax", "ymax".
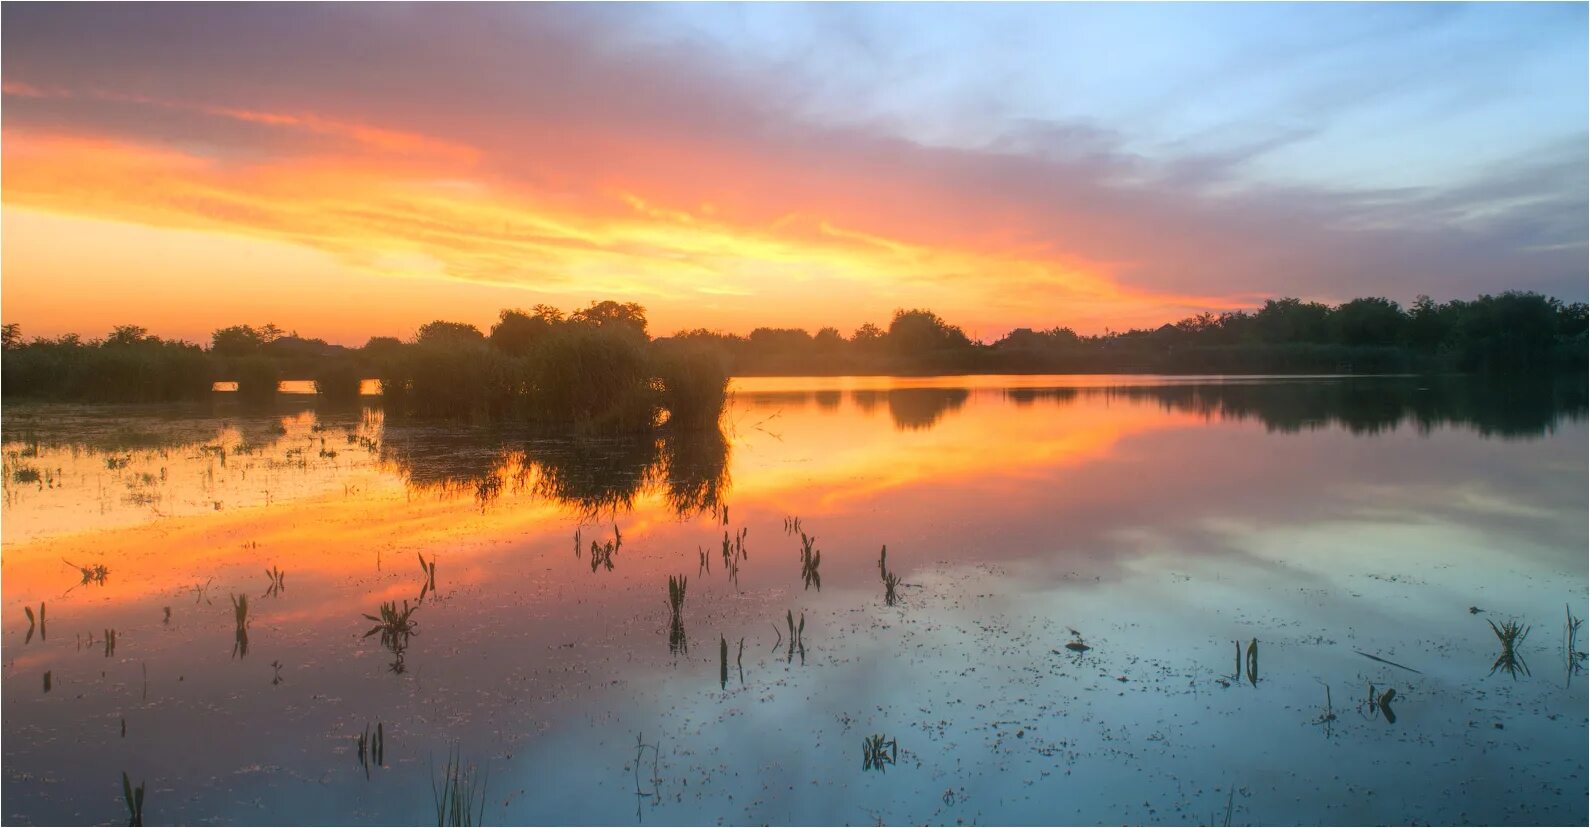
[
  {"xmin": 234, "ymin": 355, "xmax": 281, "ymax": 401},
  {"xmin": 652, "ymin": 344, "xmax": 730, "ymax": 427},
  {"xmin": 313, "ymin": 358, "xmax": 364, "ymax": 403},
  {"xmin": 667, "ymin": 575, "xmax": 688, "ymax": 655},
  {"xmin": 432, "ymin": 746, "xmax": 487, "ymax": 827},
  {"xmin": 524, "ymin": 324, "xmax": 658, "ymax": 430},
  {"xmin": 2, "ymin": 334, "xmax": 215, "ymax": 402}
]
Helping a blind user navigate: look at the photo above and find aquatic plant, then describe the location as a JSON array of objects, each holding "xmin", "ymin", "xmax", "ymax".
[
  {"xmin": 229, "ymin": 593, "xmax": 250, "ymax": 658},
  {"xmin": 432, "ymin": 745, "xmax": 488, "ymax": 827},
  {"xmin": 780, "ymin": 609, "xmax": 806, "ymax": 663},
  {"xmin": 667, "ymin": 575, "xmax": 688, "ymax": 655},
  {"xmin": 121, "ymin": 771, "xmax": 146, "ymax": 826},
  {"xmin": 104, "ymin": 628, "xmax": 117, "ymax": 658},
  {"xmin": 879, "ymin": 546, "xmax": 901, "ymax": 606},
  {"xmin": 1488, "ymin": 618, "xmax": 1531, "ymax": 679},
  {"xmin": 65, "ymin": 559, "xmax": 109, "ymax": 586},
  {"xmin": 418, "ymin": 554, "xmax": 438, "ymax": 599},
  {"xmin": 1246, "ymin": 638, "xmax": 1259, "ymax": 686},
  {"xmin": 798, "ymin": 532, "xmax": 821, "ymax": 591},
  {"xmin": 356, "ymin": 722, "xmax": 386, "ymax": 777},
  {"xmin": 1566, "ymin": 604, "xmax": 1586, "ymax": 681},
  {"xmin": 264, "ymin": 566, "xmax": 286, "ymax": 598},
  {"xmin": 23, "ymin": 603, "xmax": 43, "ymax": 644},
  {"xmin": 862, "ymin": 734, "xmax": 898, "ymax": 772},
  {"xmin": 783, "ymin": 515, "xmax": 803, "ymax": 536},
  {"xmin": 364, "ymin": 600, "xmax": 419, "ymax": 651},
  {"xmin": 720, "ymin": 635, "xmax": 729, "ymax": 689}
]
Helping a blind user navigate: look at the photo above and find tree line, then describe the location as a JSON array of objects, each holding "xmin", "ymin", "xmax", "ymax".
[
  {"xmin": 2, "ymin": 291, "xmax": 1584, "ymax": 411},
  {"xmin": 664, "ymin": 292, "xmax": 1586, "ymax": 376}
]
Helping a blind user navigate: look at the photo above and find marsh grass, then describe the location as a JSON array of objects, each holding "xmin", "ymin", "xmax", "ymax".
[
  {"xmin": 365, "ymin": 600, "xmax": 419, "ymax": 650},
  {"xmin": 121, "ymin": 771, "xmax": 145, "ymax": 826},
  {"xmin": 861, "ymin": 734, "xmax": 898, "ymax": 772},
  {"xmin": 1488, "ymin": 618, "xmax": 1531, "ymax": 679},
  {"xmin": 779, "ymin": 610, "xmax": 806, "ymax": 664},
  {"xmin": 432, "ymin": 746, "xmax": 487, "ymax": 827}
]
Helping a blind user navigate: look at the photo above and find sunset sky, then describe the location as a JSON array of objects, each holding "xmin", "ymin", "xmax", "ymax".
[{"xmin": 2, "ymin": 3, "xmax": 1585, "ymax": 345}]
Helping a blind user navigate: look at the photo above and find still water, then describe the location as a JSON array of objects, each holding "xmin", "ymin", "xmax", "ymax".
[{"xmin": 2, "ymin": 375, "xmax": 1585, "ymax": 826}]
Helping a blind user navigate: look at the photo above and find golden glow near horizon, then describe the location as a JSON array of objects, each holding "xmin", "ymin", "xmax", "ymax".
[{"xmin": 1, "ymin": 103, "xmax": 1246, "ymax": 345}]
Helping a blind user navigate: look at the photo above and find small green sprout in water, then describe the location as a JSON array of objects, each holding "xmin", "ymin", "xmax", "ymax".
[
  {"xmin": 862, "ymin": 734, "xmax": 898, "ymax": 772},
  {"xmin": 364, "ymin": 600, "xmax": 419, "ymax": 647}
]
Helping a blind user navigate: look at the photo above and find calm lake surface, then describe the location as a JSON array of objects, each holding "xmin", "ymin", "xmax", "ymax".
[{"xmin": 2, "ymin": 375, "xmax": 1586, "ymax": 826}]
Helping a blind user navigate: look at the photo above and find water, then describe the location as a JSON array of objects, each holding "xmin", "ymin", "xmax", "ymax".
[{"xmin": 2, "ymin": 375, "xmax": 1585, "ymax": 826}]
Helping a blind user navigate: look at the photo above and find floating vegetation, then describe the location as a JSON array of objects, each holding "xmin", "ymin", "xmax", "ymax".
[
  {"xmin": 105, "ymin": 455, "xmax": 131, "ymax": 470},
  {"xmin": 667, "ymin": 575, "xmax": 688, "ymax": 655},
  {"xmin": 862, "ymin": 734, "xmax": 898, "ymax": 772},
  {"xmin": 798, "ymin": 531, "xmax": 821, "ymax": 591},
  {"xmin": 356, "ymin": 722, "xmax": 386, "ymax": 778},
  {"xmin": 432, "ymin": 745, "xmax": 488, "ymax": 827},
  {"xmin": 1488, "ymin": 618, "xmax": 1531, "ymax": 679},
  {"xmin": 13, "ymin": 465, "xmax": 41, "ymax": 484},
  {"xmin": 65, "ymin": 559, "xmax": 109, "ymax": 586},
  {"xmin": 1063, "ymin": 630, "xmax": 1090, "ymax": 653},
  {"xmin": 1246, "ymin": 638, "xmax": 1259, "ymax": 686},
  {"xmin": 121, "ymin": 771, "xmax": 146, "ymax": 826},
  {"xmin": 264, "ymin": 566, "xmax": 286, "ymax": 598},
  {"xmin": 231, "ymin": 593, "xmax": 250, "ymax": 658}
]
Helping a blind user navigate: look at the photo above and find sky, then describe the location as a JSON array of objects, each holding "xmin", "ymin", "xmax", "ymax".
[{"xmin": 2, "ymin": 2, "xmax": 1585, "ymax": 345}]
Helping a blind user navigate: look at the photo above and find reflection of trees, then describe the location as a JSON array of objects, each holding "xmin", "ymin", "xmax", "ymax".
[
  {"xmin": 842, "ymin": 378, "xmax": 1584, "ymax": 439},
  {"xmin": 1110, "ymin": 376, "xmax": 1585, "ymax": 439},
  {"xmin": 380, "ymin": 422, "xmax": 731, "ymax": 518},
  {"xmin": 886, "ymin": 388, "xmax": 969, "ymax": 431}
]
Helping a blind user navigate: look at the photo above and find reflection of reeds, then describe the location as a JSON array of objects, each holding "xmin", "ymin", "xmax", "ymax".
[
  {"xmin": 23, "ymin": 602, "xmax": 44, "ymax": 644},
  {"xmin": 719, "ymin": 635, "xmax": 728, "ymax": 689},
  {"xmin": 356, "ymin": 722, "xmax": 386, "ymax": 777},
  {"xmin": 65, "ymin": 559, "xmax": 109, "ymax": 586},
  {"xmin": 121, "ymin": 771, "xmax": 145, "ymax": 826},
  {"xmin": 862, "ymin": 734, "xmax": 898, "ymax": 772},
  {"xmin": 1246, "ymin": 639, "xmax": 1259, "ymax": 686},
  {"xmin": 264, "ymin": 566, "xmax": 286, "ymax": 598},
  {"xmin": 1488, "ymin": 618, "xmax": 1531, "ymax": 679},
  {"xmin": 879, "ymin": 546, "xmax": 901, "ymax": 606},
  {"xmin": 784, "ymin": 610, "xmax": 806, "ymax": 664},
  {"xmin": 667, "ymin": 575, "xmax": 688, "ymax": 655},
  {"xmin": 798, "ymin": 532, "xmax": 821, "ymax": 591},
  {"xmin": 1565, "ymin": 605, "xmax": 1586, "ymax": 683},
  {"xmin": 231, "ymin": 593, "xmax": 250, "ymax": 659},
  {"xmin": 432, "ymin": 745, "xmax": 487, "ymax": 827}
]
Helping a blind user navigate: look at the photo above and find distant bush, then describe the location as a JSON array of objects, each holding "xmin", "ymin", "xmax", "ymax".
[{"xmin": 313, "ymin": 358, "xmax": 364, "ymax": 403}]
